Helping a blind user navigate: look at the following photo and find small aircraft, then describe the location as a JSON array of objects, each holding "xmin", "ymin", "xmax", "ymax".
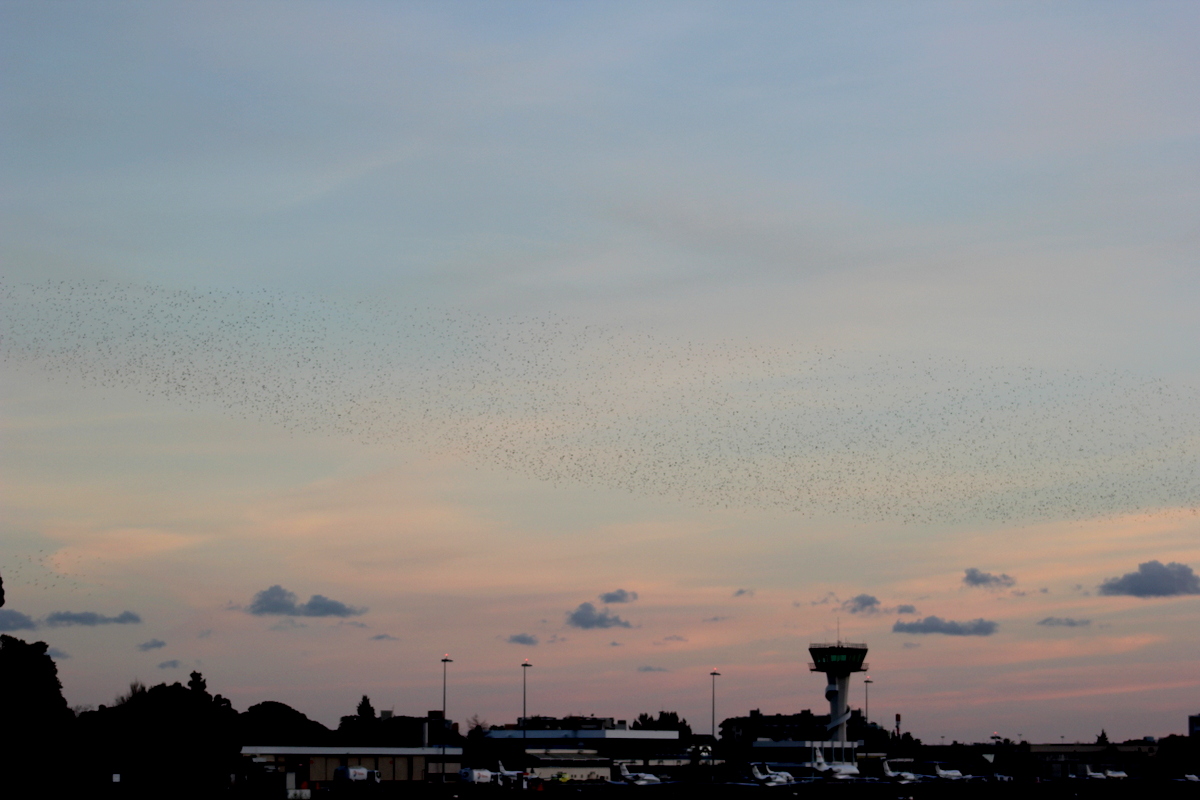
[
  {"xmin": 1083, "ymin": 766, "xmax": 1107, "ymax": 780},
  {"xmin": 1103, "ymin": 768, "xmax": 1128, "ymax": 779},
  {"xmin": 496, "ymin": 762, "xmax": 528, "ymax": 788},
  {"xmin": 459, "ymin": 767, "xmax": 494, "ymax": 784},
  {"xmin": 750, "ymin": 762, "xmax": 795, "ymax": 786},
  {"xmin": 811, "ymin": 748, "xmax": 860, "ymax": 779},
  {"xmin": 882, "ymin": 759, "xmax": 919, "ymax": 783},
  {"xmin": 617, "ymin": 762, "xmax": 662, "ymax": 785},
  {"xmin": 933, "ymin": 763, "xmax": 974, "ymax": 781}
]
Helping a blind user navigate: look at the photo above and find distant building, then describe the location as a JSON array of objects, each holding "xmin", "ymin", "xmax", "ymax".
[
  {"xmin": 719, "ymin": 707, "xmax": 870, "ymax": 745},
  {"xmin": 1027, "ymin": 742, "xmax": 1157, "ymax": 780},
  {"xmin": 479, "ymin": 716, "xmax": 689, "ymax": 780},
  {"xmin": 241, "ymin": 744, "xmax": 461, "ymax": 788},
  {"xmin": 486, "ymin": 715, "xmax": 678, "ymax": 741}
]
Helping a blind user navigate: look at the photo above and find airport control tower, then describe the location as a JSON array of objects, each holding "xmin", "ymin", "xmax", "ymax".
[{"xmin": 809, "ymin": 641, "xmax": 868, "ymax": 742}]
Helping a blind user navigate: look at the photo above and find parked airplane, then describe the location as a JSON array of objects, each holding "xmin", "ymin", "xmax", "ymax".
[
  {"xmin": 882, "ymin": 759, "xmax": 919, "ymax": 783},
  {"xmin": 750, "ymin": 762, "xmax": 795, "ymax": 786},
  {"xmin": 617, "ymin": 762, "xmax": 662, "ymax": 785},
  {"xmin": 933, "ymin": 763, "xmax": 974, "ymax": 781},
  {"xmin": 459, "ymin": 768, "xmax": 494, "ymax": 784},
  {"xmin": 496, "ymin": 762, "xmax": 528, "ymax": 788},
  {"xmin": 811, "ymin": 748, "xmax": 860, "ymax": 778}
]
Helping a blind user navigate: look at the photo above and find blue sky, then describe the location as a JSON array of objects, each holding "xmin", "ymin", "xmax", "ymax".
[{"xmin": 2, "ymin": 1, "xmax": 1198, "ymax": 742}]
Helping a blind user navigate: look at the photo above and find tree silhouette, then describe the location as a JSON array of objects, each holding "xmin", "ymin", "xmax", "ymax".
[
  {"xmin": 241, "ymin": 700, "xmax": 333, "ymax": 745},
  {"xmin": 1096, "ymin": 729, "xmax": 1110, "ymax": 745},
  {"xmin": 357, "ymin": 694, "xmax": 376, "ymax": 719},
  {"xmin": 632, "ymin": 710, "xmax": 692, "ymax": 738},
  {"xmin": 114, "ymin": 679, "xmax": 147, "ymax": 705},
  {"xmin": 76, "ymin": 675, "xmax": 239, "ymax": 798},
  {"xmin": 0, "ymin": 634, "xmax": 74, "ymax": 733}
]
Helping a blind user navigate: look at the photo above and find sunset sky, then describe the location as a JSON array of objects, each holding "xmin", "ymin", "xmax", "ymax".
[{"xmin": 2, "ymin": 1, "xmax": 1199, "ymax": 744}]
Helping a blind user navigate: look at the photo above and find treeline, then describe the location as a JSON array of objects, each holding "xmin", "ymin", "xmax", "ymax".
[{"xmin": 0, "ymin": 629, "xmax": 459, "ymax": 796}]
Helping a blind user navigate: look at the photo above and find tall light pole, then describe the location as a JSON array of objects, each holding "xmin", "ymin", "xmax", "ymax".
[
  {"xmin": 441, "ymin": 655, "xmax": 453, "ymax": 717},
  {"xmin": 863, "ymin": 677, "xmax": 873, "ymax": 726},
  {"xmin": 709, "ymin": 670, "xmax": 720, "ymax": 739},
  {"xmin": 522, "ymin": 660, "xmax": 532, "ymax": 740},
  {"xmin": 440, "ymin": 655, "xmax": 452, "ymax": 782}
]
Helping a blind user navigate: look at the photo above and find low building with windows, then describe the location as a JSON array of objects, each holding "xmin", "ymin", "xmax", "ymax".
[{"xmin": 241, "ymin": 744, "xmax": 462, "ymax": 791}]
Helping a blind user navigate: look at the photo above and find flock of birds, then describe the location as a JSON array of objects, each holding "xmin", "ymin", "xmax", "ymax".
[{"xmin": 2, "ymin": 279, "xmax": 1197, "ymax": 525}]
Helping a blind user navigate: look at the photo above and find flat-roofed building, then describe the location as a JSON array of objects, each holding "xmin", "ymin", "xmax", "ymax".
[{"xmin": 241, "ymin": 744, "xmax": 462, "ymax": 789}]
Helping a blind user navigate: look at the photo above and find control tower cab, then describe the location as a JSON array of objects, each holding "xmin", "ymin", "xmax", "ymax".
[{"xmin": 809, "ymin": 642, "xmax": 868, "ymax": 742}]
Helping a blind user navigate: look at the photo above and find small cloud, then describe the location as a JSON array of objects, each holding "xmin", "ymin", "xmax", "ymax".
[
  {"xmin": 47, "ymin": 647, "xmax": 70, "ymax": 659},
  {"xmin": 157, "ymin": 659, "xmax": 181, "ymax": 669},
  {"xmin": 733, "ymin": 588, "xmax": 755, "ymax": 598},
  {"xmin": 842, "ymin": 594, "xmax": 880, "ymax": 615},
  {"xmin": 662, "ymin": 634, "xmax": 687, "ymax": 642},
  {"xmin": 302, "ymin": 594, "xmax": 365, "ymax": 617},
  {"xmin": 507, "ymin": 633, "xmax": 538, "ymax": 646},
  {"xmin": 892, "ymin": 616, "xmax": 998, "ymax": 636},
  {"xmin": 1011, "ymin": 590, "xmax": 1028, "ymax": 597},
  {"xmin": 701, "ymin": 616, "xmax": 728, "ymax": 623},
  {"xmin": 337, "ymin": 620, "xmax": 369, "ymax": 628},
  {"xmin": 902, "ymin": 642, "xmax": 921, "ymax": 649},
  {"xmin": 247, "ymin": 585, "xmax": 365, "ymax": 617},
  {"xmin": 546, "ymin": 634, "xmax": 565, "ymax": 644},
  {"xmin": 136, "ymin": 639, "xmax": 166, "ymax": 651},
  {"xmin": 369, "ymin": 633, "xmax": 398, "ymax": 641},
  {"xmin": 566, "ymin": 602, "xmax": 631, "ymax": 629},
  {"xmin": 268, "ymin": 618, "xmax": 306, "ymax": 631},
  {"xmin": 45, "ymin": 610, "xmax": 141, "ymax": 627},
  {"xmin": 1098, "ymin": 560, "xmax": 1200, "ymax": 597},
  {"xmin": 895, "ymin": 604, "xmax": 917, "ymax": 614},
  {"xmin": 599, "ymin": 589, "xmax": 638, "ymax": 604},
  {"xmin": 609, "ymin": 641, "xmax": 622, "ymax": 647},
  {"xmin": 807, "ymin": 592, "xmax": 839, "ymax": 607},
  {"xmin": 0, "ymin": 609, "xmax": 38, "ymax": 631},
  {"xmin": 963, "ymin": 568, "xmax": 1015, "ymax": 589},
  {"xmin": 1040, "ymin": 588, "xmax": 1050, "ymax": 594},
  {"xmin": 1038, "ymin": 617, "xmax": 1091, "ymax": 627},
  {"xmin": 637, "ymin": 666, "xmax": 669, "ymax": 672},
  {"xmin": 197, "ymin": 629, "xmax": 213, "ymax": 639}
]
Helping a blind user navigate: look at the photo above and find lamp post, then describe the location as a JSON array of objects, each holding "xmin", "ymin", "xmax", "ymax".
[
  {"xmin": 709, "ymin": 670, "xmax": 720, "ymax": 739},
  {"xmin": 441, "ymin": 655, "xmax": 453, "ymax": 717},
  {"xmin": 522, "ymin": 660, "xmax": 532, "ymax": 740},
  {"xmin": 440, "ymin": 655, "xmax": 452, "ymax": 782},
  {"xmin": 863, "ymin": 677, "xmax": 873, "ymax": 726}
]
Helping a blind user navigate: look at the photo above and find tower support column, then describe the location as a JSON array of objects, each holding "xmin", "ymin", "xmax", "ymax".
[{"xmin": 808, "ymin": 640, "xmax": 868, "ymax": 748}]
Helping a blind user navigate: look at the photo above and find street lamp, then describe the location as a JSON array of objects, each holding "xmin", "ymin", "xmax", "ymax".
[
  {"xmin": 440, "ymin": 655, "xmax": 452, "ymax": 782},
  {"xmin": 709, "ymin": 670, "xmax": 721, "ymax": 739},
  {"xmin": 522, "ymin": 660, "xmax": 532, "ymax": 739},
  {"xmin": 863, "ymin": 677, "xmax": 873, "ymax": 727},
  {"xmin": 441, "ymin": 655, "xmax": 453, "ymax": 717}
]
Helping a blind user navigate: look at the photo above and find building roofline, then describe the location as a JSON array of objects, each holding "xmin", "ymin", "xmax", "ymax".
[
  {"xmin": 485, "ymin": 729, "xmax": 678, "ymax": 740},
  {"xmin": 241, "ymin": 746, "xmax": 462, "ymax": 756}
]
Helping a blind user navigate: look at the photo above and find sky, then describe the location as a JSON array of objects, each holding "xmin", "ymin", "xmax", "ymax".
[{"xmin": 2, "ymin": 1, "xmax": 1199, "ymax": 744}]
